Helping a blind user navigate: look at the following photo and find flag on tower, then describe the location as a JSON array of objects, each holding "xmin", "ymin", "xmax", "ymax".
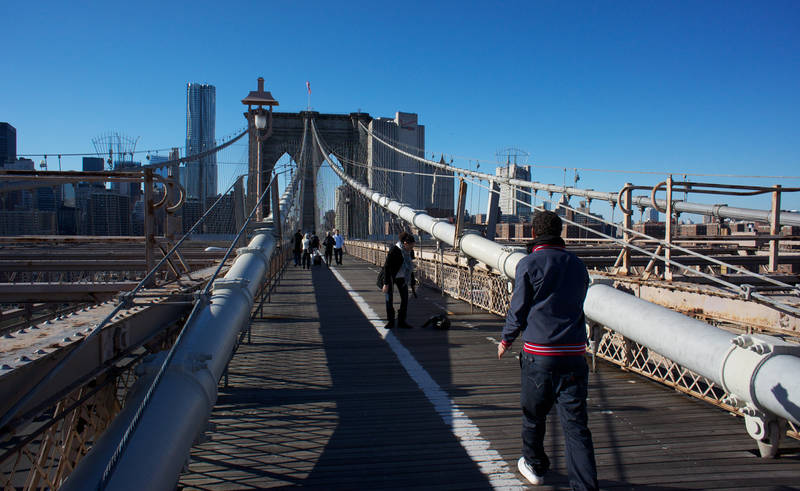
[{"xmin": 306, "ymin": 81, "xmax": 311, "ymax": 94}]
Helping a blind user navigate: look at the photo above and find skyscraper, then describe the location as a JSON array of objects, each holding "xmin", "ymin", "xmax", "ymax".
[
  {"xmin": 496, "ymin": 163, "xmax": 532, "ymax": 221},
  {"xmin": 0, "ymin": 122, "xmax": 16, "ymax": 167},
  {"xmin": 186, "ymin": 83, "xmax": 217, "ymax": 206},
  {"xmin": 366, "ymin": 112, "xmax": 448, "ymax": 238}
]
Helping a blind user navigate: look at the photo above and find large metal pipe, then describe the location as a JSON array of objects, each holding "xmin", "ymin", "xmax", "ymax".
[
  {"xmin": 62, "ymin": 227, "xmax": 277, "ymax": 490},
  {"xmin": 313, "ymin": 119, "xmax": 800, "ymax": 427},
  {"xmin": 362, "ymin": 125, "xmax": 800, "ymax": 227},
  {"xmin": 584, "ymin": 285, "xmax": 800, "ymax": 425}
]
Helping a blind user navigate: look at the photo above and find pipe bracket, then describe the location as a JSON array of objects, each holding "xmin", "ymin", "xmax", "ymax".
[
  {"xmin": 720, "ymin": 333, "xmax": 800, "ymax": 414},
  {"xmin": 211, "ymin": 278, "xmax": 254, "ymax": 305},
  {"xmin": 236, "ymin": 246, "xmax": 269, "ymax": 267}
]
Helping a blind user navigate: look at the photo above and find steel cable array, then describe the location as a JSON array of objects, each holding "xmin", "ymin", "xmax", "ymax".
[{"xmin": 357, "ymin": 123, "xmax": 800, "ymax": 312}]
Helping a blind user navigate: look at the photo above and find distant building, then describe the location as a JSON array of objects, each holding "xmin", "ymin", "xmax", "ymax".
[
  {"xmin": 366, "ymin": 112, "xmax": 447, "ymax": 238},
  {"xmin": 204, "ymin": 194, "xmax": 236, "ymax": 234},
  {"xmin": 496, "ymin": 163, "xmax": 531, "ymax": 221},
  {"xmin": 88, "ymin": 192, "xmax": 131, "ymax": 236},
  {"xmin": 82, "ymin": 156, "xmax": 105, "ymax": 172},
  {"xmin": 186, "ymin": 83, "xmax": 217, "ymax": 206},
  {"xmin": 0, "ymin": 158, "xmax": 34, "ymax": 211},
  {"xmin": 112, "ymin": 161, "xmax": 142, "ymax": 220},
  {"xmin": 645, "ymin": 207, "xmax": 659, "ymax": 223},
  {"xmin": 0, "ymin": 122, "xmax": 16, "ymax": 166},
  {"xmin": 181, "ymin": 198, "xmax": 203, "ymax": 234},
  {"xmin": 429, "ymin": 156, "xmax": 455, "ymax": 218},
  {"xmin": 0, "ymin": 210, "xmax": 56, "ymax": 235}
]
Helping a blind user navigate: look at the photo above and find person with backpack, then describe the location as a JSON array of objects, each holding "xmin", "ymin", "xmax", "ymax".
[
  {"xmin": 322, "ymin": 232, "xmax": 335, "ymax": 266},
  {"xmin": 380, "ymin": 231, "xmax": 416, "ymax": 329},
  {"xmin": 292, "ymin": 229, "xmax": 303, "ymax": 267}
]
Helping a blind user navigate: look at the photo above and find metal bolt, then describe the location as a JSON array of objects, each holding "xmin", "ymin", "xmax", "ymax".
[
  {"xmin": 16, "ymin": 356, "xmax": 31, "ymax": 363},
  {"xmin": 1, "ymin": 364, "xmax": 11, "ymax": 370},
  {"xmin": 17, "ymin": 329, "xmax": 26, "ymax": 335},
  {"xmin": 34, "ymin": 349, "xmax": 46, "ymax": 354},
  {"xmin": 3, "ymin": 333, "xmax": 13, "ymax": 339},
  {"xmin": 63, "ymin": 337, "xmax": 72, "ymax": 342}
]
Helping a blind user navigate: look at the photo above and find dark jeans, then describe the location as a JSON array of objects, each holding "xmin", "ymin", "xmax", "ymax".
[
  {"xmin": 302, "ymin": 251, "xmax": 311, "ymax": 269},
  {"xmin": 334, "ymin": 248, "xmax": 343, "ymax": 264},
  {"xmin": 520, "ymin": 353, "xmax": 598, "ymax": 491},
  {"xmin": 324, "ymin": 249, "xmax": 333, "ymax": 266},
  {"xmin": 385, "ymin": 277, "xmax": 408, "ymax": 325},
  {"xmin": 293, "ymin": 250, "xmax": 301, "ymax": 266}
]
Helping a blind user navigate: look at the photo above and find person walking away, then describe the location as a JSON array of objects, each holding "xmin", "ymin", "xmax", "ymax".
[
  {"xmin": 322, "ymin": 232, "xmax": 335, "ymax": 266},
  {"xmin": 293, "ymin": 229, "xmax": 303, "ymax": 267},
  {"xmin": 333, "ymin": 229, "xmax": 344, "ymax": 264},
  {"xmin": 301, "ymin": 233, "xmax": 311, "ymax": 270},
  {"xmin": 497, "ymin": 210, "xmax": 598, "ymax": 490},
  {"xmin": 381, "ymin": 231, "xmax": 416, "ymax": 329}
]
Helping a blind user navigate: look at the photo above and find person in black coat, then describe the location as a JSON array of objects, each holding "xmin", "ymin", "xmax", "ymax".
[
  {"xmin": 292, "ymin": 229, "xmax": 303, "ymax": 267},
  {"xmin": 322, "ymin": 232, "xmax": 335, "ymax": 266},
  {"xmin": 381, "ymin": 231, "xmax": 416, "ymax": 329}
]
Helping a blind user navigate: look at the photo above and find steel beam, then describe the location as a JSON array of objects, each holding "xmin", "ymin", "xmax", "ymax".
[{"xmin": 62, "ymin": 227, "xmax": 278, "ymax": 490}]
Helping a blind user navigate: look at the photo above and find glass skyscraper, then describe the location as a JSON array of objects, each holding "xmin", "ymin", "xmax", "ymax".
[{"xmin": 185, "ymin": 83, "xmax": 217, "ymax": 205}]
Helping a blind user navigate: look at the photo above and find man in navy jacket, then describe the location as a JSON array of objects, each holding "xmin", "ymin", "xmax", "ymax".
[{"xmin": 497, "ymin": 210, "xmax": 598, "ymax": 490}]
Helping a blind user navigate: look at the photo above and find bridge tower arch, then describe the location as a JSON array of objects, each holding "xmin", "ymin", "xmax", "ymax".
[{"xmin": 247, "ymin": 111, "xmax": 372, "ymax": 235}]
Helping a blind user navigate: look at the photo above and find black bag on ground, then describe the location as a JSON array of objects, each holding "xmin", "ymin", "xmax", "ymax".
[
  {"xmin": 422, "ymin": 314, "xmax": 451, "ymax": 330},
  {"xmin": 376, "ymin": 268, "xmax": 385, "ymax": 290}
]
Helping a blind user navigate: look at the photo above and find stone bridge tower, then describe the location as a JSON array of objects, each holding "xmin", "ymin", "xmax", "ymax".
[{"xmin": 245, "ymin": 111, "xmax": 372, "ymax": 237}]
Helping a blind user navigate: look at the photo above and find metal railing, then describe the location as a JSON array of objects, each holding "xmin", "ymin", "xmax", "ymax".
[{"xmin": 345, "ymin": 239, "xmax": 800, "ymax": 442}]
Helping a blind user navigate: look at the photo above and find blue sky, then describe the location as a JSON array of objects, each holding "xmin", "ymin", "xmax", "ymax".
[{"xmin": 3, "ymin": 1, "xmax": 799, "ymax": 218}]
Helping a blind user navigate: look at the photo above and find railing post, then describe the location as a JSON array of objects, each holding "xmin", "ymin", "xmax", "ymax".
[
  {"xmin": 453, "ymin": 179, "xmax": 467, "ymax": 251},
  {"xmin": 621, "ymin": 182, "xmax": 633, "ymax": 275},
  {"xmin": 769, "ymin": 185, "xmax": 781, "ymax": 272},
  {"xmin": 664, "ymin": 176, "xmax": 674, "ymax": 281},
  {"xmin": 485, "ymin": 180, "xmax": 500, "ymax": 241},
  {"xmin": 144, "ymin": 169, "xmax": 156, "ymax": 285},
  {"xmin": 270, "ymin": 175, "xmax": 282, "ymax": 245}
]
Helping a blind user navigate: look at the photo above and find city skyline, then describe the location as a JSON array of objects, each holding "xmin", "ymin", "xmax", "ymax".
[{"xmin": 3, "ymin": 1, "xmax": 799, "ymax": 219}]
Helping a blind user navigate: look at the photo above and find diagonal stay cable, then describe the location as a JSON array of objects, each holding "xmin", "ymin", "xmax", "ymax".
[
  {"xmin": 459, "ymin": 173, "xmax": 800, "ymax": 315},
  {"xmin": 0, "ymin": 174, "xmax": 247, "ymax": 435},
  {"xmin": 359, "ymin": 122, "xmax": 799, "ymax": 295},
  {"xmin": 99, "ymin": 176, "xmax": 277, "ymax": 489}
]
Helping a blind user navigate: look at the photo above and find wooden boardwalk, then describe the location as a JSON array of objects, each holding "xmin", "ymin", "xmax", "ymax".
[{"xmin": 179, "ymin": 257, "xmax": 800, "ymax": 490}]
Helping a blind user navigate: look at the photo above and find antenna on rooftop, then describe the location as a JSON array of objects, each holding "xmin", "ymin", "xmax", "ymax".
[
  {"xmin": 495, "ymin": 147, "xmax": 529, "ymax": 166},
  {"xmin": 92, "ymin": 132, "xmax": 141, "ymax": 170}
]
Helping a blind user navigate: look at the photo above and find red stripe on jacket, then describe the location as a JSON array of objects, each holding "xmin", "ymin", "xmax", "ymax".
[{"xmin": 523, "ymin": 342, "xmax": 587, "ymax": 356}]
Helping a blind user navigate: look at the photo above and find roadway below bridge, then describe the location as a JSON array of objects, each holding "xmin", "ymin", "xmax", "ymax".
[{"xmin": 179, "ymin": 257, "xmax": 800, "ymax": 490}]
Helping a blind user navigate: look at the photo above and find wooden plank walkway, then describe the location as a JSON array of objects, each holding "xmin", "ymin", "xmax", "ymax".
[{"xmin": 179, "ymin": 257, "xmax": 800, "ymax": 490}]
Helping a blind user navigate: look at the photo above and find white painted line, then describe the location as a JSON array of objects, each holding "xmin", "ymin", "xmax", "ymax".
[{"xmin": 330, "ymin": 267, "xmax": 524, "ymax": 490}]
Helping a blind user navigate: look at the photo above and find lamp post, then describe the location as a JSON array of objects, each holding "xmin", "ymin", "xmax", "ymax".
[
  {"xmin": 242, "ymin": 77, "xmax": 279, "ymax": 221},
  {"xmin": 254, "ymin": 109, "xmax": 267, "ymax": 220}
]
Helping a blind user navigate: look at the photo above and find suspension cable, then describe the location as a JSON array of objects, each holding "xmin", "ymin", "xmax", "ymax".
[
  {"xmin": 359, "ymin": 122, "xmax": 800, "ymax": 227},
  {"xmin": 457, "ymin": 173, "xmax": 800, "ymax": 315},
  {"xmin": 358, "ymin": 123, "xmax": 799, "ymax": 292},
  {"xmin": 317, "ymin": 121, "xmax": 800, "ymax": 314},
  {"xmin": 355, "ymin": 125, "xmax": 800, "ymax": 181}
]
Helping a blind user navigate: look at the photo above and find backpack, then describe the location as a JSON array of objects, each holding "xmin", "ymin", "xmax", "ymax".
[
  {"xmin": 422, "ymin": 314, "xmax": 451, "ymax": 330},
  {"xmin": 376, "ymin": 268, "xmax": 385, "ymax": 290}
]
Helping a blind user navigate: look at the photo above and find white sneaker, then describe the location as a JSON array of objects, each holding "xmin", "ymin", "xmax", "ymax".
[{"xmin": 517, "ymin": 456, "xmax": 544, "ymax": 485}]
